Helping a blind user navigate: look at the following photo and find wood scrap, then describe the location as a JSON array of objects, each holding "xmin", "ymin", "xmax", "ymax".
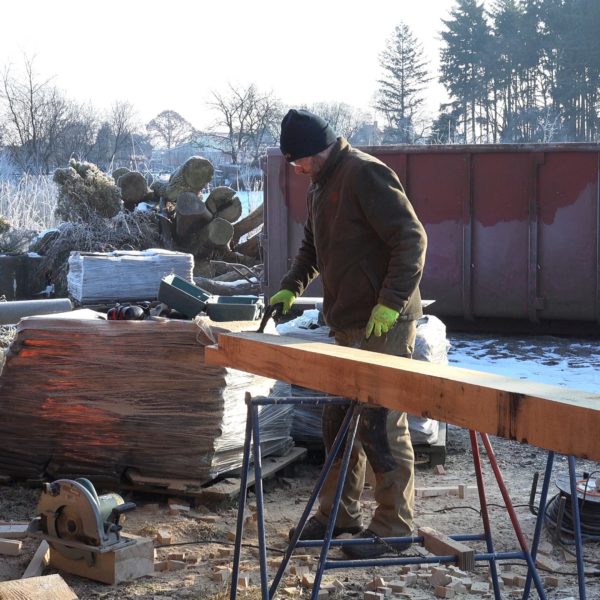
[
  {"xmin": 0, "ymin": 574, "xmax": 78, "ymax": 600},
  {"xmin": 418, "ymin": 527, "xmax": 475, "ymax": 571},
  {"xmin": 0, "ymin": 539, "xmax": 22, "ymax": 556},
  {"xmin": 21, "ymin": 541, "xmax": 50, "ymax": 579}
]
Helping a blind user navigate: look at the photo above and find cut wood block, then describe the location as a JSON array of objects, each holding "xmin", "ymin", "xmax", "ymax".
[
  {"xmin": 0, "ymin": 574, "xmax": 78, "ymax": 599},
  {"xmin": 415, "ymin": 485, "xmax": 478, "ymax": 498},
  {"xmin": 49, "ymin": 535, "xmax": 154, "ymax": 584},
  {"xmin": 22, "ymin": 541, "xmax": 50, "ymax": 578},
  {"xmin": 0, "ymin": 523, "xmax": 29, "ymax": 539},
  {"xmin": 389, "ymin": 580, "xmax": 406, "ymax": 593},
  {"xmin": 154, "ymin": 561, "xmax": 168, "ymax": 572},
  {"xmin": 156, "ymin": 529, "xmax": 172, "ymax": 544},
  {"xmin": 301, "ymin": 574, "xmax": 315, "ymax": 589},
  {"xmin": 166, "ymin": 560, "xmax": 186, "ymax": 571},
  {"xmin": 418, "ymin": 527, "xmax": 475, "ymax": 571},
  {"xmin": 366, "ymin": 576, "xmax": 387, "ymax": 590},
  {"xmin": 0, "ymin": 538, "xmax": 22, "ymax": 556}
]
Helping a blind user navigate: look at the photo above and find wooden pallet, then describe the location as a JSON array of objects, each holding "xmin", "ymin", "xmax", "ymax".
[
  {"xmin": 120, "ymin": 445, "xmax": 307, "ymax": 502},
  {"xmin": 199, "ymin": 446, "xmax": 307, "ymax": 501}
]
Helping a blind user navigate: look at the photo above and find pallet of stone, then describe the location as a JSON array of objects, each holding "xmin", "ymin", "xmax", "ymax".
[
  {"xmin": 67, "ymin": 248, "xmax": 194, "ymax": 303},
  {"xmin": 0, "ymin": 311, "xmax": 294, "ymax": 485}
]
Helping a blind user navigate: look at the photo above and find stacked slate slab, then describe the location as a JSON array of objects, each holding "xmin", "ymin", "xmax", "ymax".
[
  {"xmin": 0, "ymin": 310, "xmax": 293, "ymax": 485},
  {"xmin": 67, "ymin": 249, "xmax": 195, "ymax": 303}
]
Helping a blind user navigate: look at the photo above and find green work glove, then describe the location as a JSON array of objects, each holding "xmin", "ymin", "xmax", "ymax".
[
  {"xmin": 365, "ymin": 303, "xmax": 399, "ymax": 338},
  {"xmin": 269, "ymin": 289, "xmax": 296, "ymax": 314}
]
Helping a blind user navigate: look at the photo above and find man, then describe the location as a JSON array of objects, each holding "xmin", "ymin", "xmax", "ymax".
[{"xmin": 269, "ymin": 109, "xmax": 427, "ymax": 559}]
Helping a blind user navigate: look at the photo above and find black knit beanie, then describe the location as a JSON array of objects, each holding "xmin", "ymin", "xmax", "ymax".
[{"xmin": 280, "ymin": 109, "xmax": 337, "ymax": 162}]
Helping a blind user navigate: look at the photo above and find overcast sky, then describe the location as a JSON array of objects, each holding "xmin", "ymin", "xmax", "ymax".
[{"xmin": 1, "ymin": 0, "xmax": 460, "ymax": 130}]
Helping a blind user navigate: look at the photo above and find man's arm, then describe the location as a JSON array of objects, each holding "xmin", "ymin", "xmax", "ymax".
[{"xmin": 356, "ymin": 161, "xmax": 427, "ymax": 315}]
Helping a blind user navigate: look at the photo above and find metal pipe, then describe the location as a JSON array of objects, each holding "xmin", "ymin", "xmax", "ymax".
[{"xmin": 0, "ymin": 298, "xmax": 72, "ymax": 325}]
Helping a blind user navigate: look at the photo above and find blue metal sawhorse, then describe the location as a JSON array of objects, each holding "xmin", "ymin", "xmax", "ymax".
[{"xmin": 229, "ymin": 393, "xmax": 582, "ymax": 600}]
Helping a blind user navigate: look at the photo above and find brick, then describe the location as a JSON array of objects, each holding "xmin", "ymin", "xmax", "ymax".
[
  {"xmin": 388, "ymin": 580, "xmax": 406, "ymax": 593},
  {"xmin": 376, "ymin": 587, "xmax": 392, "ymax": 597},
  {"xmin": 434, "ymin": 586, "xmax": 455, "ymax": 598},
  {"xmin": 166, "ymin": 560, "xmax": 186, "ymax": 571},
  {"xmin": 366, "ymin": 576, "xmax": 386, "ymax": 590},
  {"xmin": 167, "ymin": 551, "xmax": 186, "ymax": 561},
  {"xmin": 544, "ymin": 575, "xmax": 559, "ymax": 588},
  {"xmin": 470, "ymin": 581, "xmax": 490, "ymax": 593},
  {"xmin": 364, "ymin": 593, "xmax": 384, "ymax": 600},
  {"xmin": 155, "ymin": 529, "xmax": 172, "ymax": 544},
  {"xmin": 301, "ymin": 574, "xmax": 315, "ymax": 589},
  {"xmin": 430, "ymin": 568, "xmax": 452, "ymax": 587}
]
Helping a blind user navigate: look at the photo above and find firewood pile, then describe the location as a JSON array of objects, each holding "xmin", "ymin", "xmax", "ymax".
[
  {"xmin": 35, "ymin": 157, "xmax": 264, "ymax": 297},
  {"xmin": 114, "ymin": 157, "xmax": 264, "ymax": 283},
  {"xmin": 0, "ymin": 310, "xmax": 293, "ymax": 485}
]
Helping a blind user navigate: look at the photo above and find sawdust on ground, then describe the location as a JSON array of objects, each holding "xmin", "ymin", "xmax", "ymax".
[{"xmin": 1, "ymin": 426, "xmax": 599, "ymax": 599}]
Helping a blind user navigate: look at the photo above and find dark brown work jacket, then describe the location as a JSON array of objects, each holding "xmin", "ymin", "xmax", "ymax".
[{"xmin": 281, "ymin": 138, "xmax": 427, "ymax": 332}]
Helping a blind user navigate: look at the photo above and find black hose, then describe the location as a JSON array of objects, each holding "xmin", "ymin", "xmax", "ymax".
[{"xmin": 544, "ymin": 492, "xmax": 600, "ymax": 541}]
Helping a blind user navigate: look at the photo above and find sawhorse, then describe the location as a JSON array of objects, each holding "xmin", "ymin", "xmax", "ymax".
[{"xmin": 229, "ymin": 393, "xmax": 561, "ymax": 600}]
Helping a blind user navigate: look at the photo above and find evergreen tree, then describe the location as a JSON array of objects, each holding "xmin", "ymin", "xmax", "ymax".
[
  {"xmin": 374, "ymin": 22, "xmax": 431, "ymax": 143},
  {"xmin": 440, "ymin": 0, "xmax": 494, "ymax": 142}
]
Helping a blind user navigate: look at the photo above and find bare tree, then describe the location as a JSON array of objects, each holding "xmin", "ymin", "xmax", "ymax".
[
  {"xmin": 306, "ymin": 102, "xmax": 372, "ymax": 142},
  {"xmin": 207, "ymin": 83, "xmax": 283, "ymax": 166},
  {"xmin": 0, "ymin": 56, "xmax": 72, "ymax": 172},
  {"xmin": 106, "ymin": 100, "xmax": 139, "ymax": 168},
  {"xmin": 146, "ymin": 110, "xmax": 194, "ymax": 150}
]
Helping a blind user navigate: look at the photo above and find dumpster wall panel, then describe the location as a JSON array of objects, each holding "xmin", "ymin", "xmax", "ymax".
[
  {"xmin": 264, "ymin": 145, "xmax": 600, "ymax": 326},
  {"xmin": 401, "ymin": 153, "xmax": 467, "ymax": 317},
  {"xmin": 471, "ymin": 153, "xmax": 532, "ymax": 318},
  {"xmin": 537, "ymin": 152, "xmax": 598, "ymax": 320}
]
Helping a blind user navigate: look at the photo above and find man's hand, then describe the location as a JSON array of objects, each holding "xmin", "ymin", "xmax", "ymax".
[
  {"xmin": 269, "ymin": 289, "xmax": 296, "ymax": 314},
  {"xmin": 365, "ymin": 303, "xmax": 399, "ymax": 338}
]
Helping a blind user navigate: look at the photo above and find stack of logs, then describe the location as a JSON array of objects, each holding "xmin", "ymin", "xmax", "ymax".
[{"xmin": 114, "ymin": 157, "xmax": 264, "ymax": 278}]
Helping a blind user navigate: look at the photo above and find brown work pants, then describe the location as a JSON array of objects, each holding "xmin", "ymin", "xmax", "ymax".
[{"xmin": 315, "ymin": 319, "xmax": 416, "ymax": 537}]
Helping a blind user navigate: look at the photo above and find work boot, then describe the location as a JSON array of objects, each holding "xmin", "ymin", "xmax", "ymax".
[
  {"xmin": 288, "ymin": 516, "xmax": 362, "ymax": 541},
  {"xmin": 340, "ymin": 528, "xmax": 411, "ymax": 559}
]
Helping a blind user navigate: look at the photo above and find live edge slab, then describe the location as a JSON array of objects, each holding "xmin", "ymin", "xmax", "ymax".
[{"xmin": 204, "ymin": 332, "xmax": 600, "ymax": 462}]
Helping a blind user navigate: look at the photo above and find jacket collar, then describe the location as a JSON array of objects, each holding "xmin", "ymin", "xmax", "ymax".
[{"xmin": 313, "ymin": 137, "xmax": 350, "ymax": 186}]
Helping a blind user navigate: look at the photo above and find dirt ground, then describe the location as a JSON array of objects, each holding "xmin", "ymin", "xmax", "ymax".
[
  {"xmin": 1, "ymin": 425, "xmax": 599, "ymax": 599},
  {"xmin": 1, "ymin": 329, "xmax": 599, "ymax": 598}
]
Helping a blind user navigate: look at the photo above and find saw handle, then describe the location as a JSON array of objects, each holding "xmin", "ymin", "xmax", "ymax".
[{"xmin": 107, "ymin": 501, "xmax": 137, "ymax": 532}]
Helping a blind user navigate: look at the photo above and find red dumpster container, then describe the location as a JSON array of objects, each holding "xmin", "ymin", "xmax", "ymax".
[{"xmin": 263, "ymin": 144, "xmax": 600, "ymax": 331}]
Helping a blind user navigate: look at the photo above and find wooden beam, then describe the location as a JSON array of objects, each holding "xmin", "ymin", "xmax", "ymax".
[{"xmin": 204, "ymin": 332, "xmax": 600, "ymax": 461}]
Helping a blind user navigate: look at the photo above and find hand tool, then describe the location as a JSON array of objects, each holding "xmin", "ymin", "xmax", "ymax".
[{"xmin": 257, "ymin": 302, "xmax": 283, "ymax": 333}]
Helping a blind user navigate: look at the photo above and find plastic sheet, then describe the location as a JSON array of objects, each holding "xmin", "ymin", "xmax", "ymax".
[
  {"xmin": 277, "ymin": 312, "xmax": 450, "ymax": 447},
  {"xmin": 67, "ymin": 249, "xmax": 194, "ymax": 302},
  {"xmin": 0, "ymin": 311, "xmax": 294, "ymax": 485}
]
